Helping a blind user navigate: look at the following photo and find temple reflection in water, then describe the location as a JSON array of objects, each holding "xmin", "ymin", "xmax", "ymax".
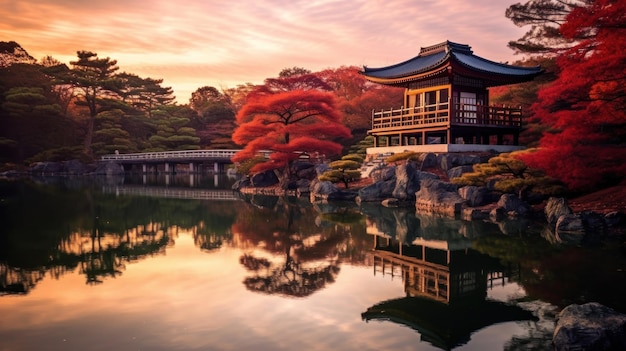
[{"xmin": 361, "ymin": 213, "xmax": 535, "ymax": 350}]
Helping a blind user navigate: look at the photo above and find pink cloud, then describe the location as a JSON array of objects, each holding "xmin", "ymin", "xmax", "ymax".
[{"xmin": 0, "ymin": 0, "xmax": 528, "ymax": 103}]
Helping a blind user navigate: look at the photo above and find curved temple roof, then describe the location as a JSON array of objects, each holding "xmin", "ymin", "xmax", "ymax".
[{"xmin": 361, "ymin": 41, "xmax": 542, "ymax": 86}]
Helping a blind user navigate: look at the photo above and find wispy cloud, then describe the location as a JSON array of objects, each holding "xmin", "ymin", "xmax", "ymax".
[{"xmin": 0, "ymin": 0, "xmax": 527, "ymax": 102}]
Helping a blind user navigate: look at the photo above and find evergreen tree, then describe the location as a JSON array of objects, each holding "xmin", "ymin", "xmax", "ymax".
[
  {"xmin": 319, "ymin": 154, "xmax": 363, "ymax": 189},
  {"xmin": 66, "ymin": 51, "xmax": 120, "ymax": 156}
]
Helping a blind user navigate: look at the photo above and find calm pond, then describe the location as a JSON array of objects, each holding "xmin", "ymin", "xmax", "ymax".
[{"xmin": 1, "ymin": 175, "xmax": 625, "ymax": 351}]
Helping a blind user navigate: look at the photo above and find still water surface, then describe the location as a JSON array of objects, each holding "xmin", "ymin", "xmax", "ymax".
[{"xmin": 1, "ymin": 175, "xmax": 624, "ymax": 351}]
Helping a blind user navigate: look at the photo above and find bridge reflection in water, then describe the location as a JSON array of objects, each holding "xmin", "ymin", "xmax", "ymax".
[
  {"xmin": 362, "ymin": 218, "xmax": 535, "ymax": 350},
  {"xmin": 101, "ymin": 185, "xmax": 240, "ymax": 201}
]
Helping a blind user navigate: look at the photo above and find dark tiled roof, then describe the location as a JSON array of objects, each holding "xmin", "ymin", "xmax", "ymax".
[{"xmin": 362, "ymin": 41, "xmax": 541, "ymax": 80}]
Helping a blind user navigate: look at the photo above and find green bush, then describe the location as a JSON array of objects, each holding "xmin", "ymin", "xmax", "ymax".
[
  {"xmin": 385, "ymin": 151, "xmax": 421, "ymax": 164},
  {"xmin": 319, "ymin": 157, "xmax": 362, "ymax": 188},
  {"xmin": 451, "ymin": 151, "xmax": 565, "ymax": 198},
  {"xmin": 341, "ymin": 153, "xmax": 364, "ymax": 163}
]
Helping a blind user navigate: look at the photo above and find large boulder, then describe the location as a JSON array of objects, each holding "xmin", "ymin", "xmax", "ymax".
[
  {"xmin": 293, "ymin": 161, "xmax": 317, "ymax": 180},
  {"xmin": 458, "ymin": 185, "xmax": 489, "ymax": 207},
  {"xmin": 231, "ymin": 177, "xmax": 251, "ymax": 190},
  {"xmin": 545, "ymin": 197, "xmax": 573, "ymax": 227},
  {"xmin": 446, "ymin": 165, "xmax": 475, "ymax": 180},
  {"xmin": 356, "ymin": 179, "xmax": 396, "ymax": 203},
  {"xmin": 553, "ymin": 302, "xmax": 626, "ymax": 351},
  {"xmin": 415, "ymin": 179, "xmax": 464, "ymax": 217},
  {"xmin": 392, "ymin": 162, "xmax": 420, "ymax": 201},
  {"xmin": 30, "ymin": 161, "xmax": 64, "ymax": 174},
  {"xmin": 309, "ymin": 180, "xmax": 339, "ymax": 202},
  {"xmin": 250, "ymin": 170, "xmax": 279, "ymax": 187},
  {"xmin": 419, "ymin": 152, "xmax": 438, "ymax": 170},
  {"xmin": 309, "ymin": 180, "xmax": 357, "ymax": 202},
  {"xmin": 554, "ymin": 211, "xmax": 607, "ymax": 245},
  {"xmin": 370, "ymin": 166, "xmax": 396, "ymax": 183},
  {"xmin": 417, "ymin": 171, "xmax": 440, "ymax": 181},
  {"xmin": 437, "ymin": 153, "xmax": 484, "ymax": 171},
  {"xmin": 290, "ymin": 179, "xmax": 311, "ymax": 195},
  {"xmin": 314, "ymin": 163, "xmax": 331, "ymax": 176},
  {"xmin": 496, "ymin": 194, "xmax": 530, "ymax": 217}
]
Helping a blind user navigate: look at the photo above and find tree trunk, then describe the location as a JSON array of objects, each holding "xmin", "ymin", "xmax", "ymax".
[
  {"xmin": 278, "ymin": 166, "xmax": 290, "ymax": 189},
  {"xmin": 83, "ymin": 114, "xmax": 95, "ymax": 156}
]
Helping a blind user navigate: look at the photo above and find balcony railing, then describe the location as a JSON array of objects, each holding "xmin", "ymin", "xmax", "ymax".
[
  {"xmin": 371, "ymin": 102, "xmax": 450, "ymax": 130},
  {"xmin": 452, "ymin": 104, "xmax": 523, "ymax": 127},
  {"xmin": 371, "ymin": 103, "xmax": 522, "ymax": 131}
]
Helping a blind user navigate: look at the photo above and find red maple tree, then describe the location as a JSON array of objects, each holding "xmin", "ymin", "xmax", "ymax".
[
  {"xmin": 232, "ymin": 74, "xmax": 351, "ymax": 178},
  {"xmin": 317, "ymin": 66, "xmax": 404, "ymax": 136},
  {"xmin": 519, "ymin": 0, "xmax": 626, "ymax": 192}
]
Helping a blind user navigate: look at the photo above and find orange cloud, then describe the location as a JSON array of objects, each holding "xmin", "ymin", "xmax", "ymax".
[{"xmin": 0, "ymin": 0, "xmax": 527, "ymax": 103}]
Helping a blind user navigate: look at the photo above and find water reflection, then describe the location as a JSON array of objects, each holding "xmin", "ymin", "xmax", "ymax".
[
  {"xmin": 0, "ymin": 179, "xmax": 236, "ymax": 293},
  {"xmin": 1, "ymin": 178, "xmax": 624, "ymax": 351},
  {"xmin": 234, "ymin": 195, "xmax": 352, "ymax": 297},
  {"xmin": 123, "ymin": 173, "xmax": 238, "ymax": 189},
  {"xmin": 361, "ymin": 226, "xmax": 535, "ymax": 349}
]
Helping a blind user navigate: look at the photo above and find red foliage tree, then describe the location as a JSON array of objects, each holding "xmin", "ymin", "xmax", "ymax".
[
  {"xmin": 232, "ymin": 75, "xmax": 351, "ymax": 178},
  {"xmin": 519, "ymin": 0, "xmax": 626, "ymax": 192}
]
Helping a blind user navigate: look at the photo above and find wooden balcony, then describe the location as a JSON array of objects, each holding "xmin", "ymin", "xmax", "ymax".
[
  {"xmin": 370, "ymin": 102, "xmax": 523, "ymax": 132},
  {"xmin": 371, "ymin": 102, "xmax": 450, "ymax": 131}
]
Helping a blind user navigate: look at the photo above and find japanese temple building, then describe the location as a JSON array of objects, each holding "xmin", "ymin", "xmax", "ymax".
[{"xmin": 360, "ymin": 41, "xmax": 542, "ymax": 154}]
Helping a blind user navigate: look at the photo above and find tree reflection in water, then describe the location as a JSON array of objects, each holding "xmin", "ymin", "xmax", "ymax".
[
  {"xmin": 234, "ymin": 195, "xmax": 352, "ymax": 297},
  {"xmin": 2, "ymin": 179, "xmax": 624, "ymax": 351},
  {"xmin": 0, "ymin": 180, "xmax": 235, "ymax": 292}
]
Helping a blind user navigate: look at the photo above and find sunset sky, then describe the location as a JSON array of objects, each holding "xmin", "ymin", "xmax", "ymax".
[{"xmin": 1, "ymin": 0, "xmax": 528, "ymax": 103}]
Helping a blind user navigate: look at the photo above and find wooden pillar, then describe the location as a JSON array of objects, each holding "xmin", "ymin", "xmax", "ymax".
[
  {"xmin": 213, "ymin": 162, "xmax": 219, "ymax": 173},
  {"xmin": 189, "ymin": 162, "xmax": 195, "ymax": 173}
]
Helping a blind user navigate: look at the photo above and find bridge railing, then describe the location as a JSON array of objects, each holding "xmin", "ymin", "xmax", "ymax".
[{"xmin": 101, "ymin": 149, "xmax": 240, "ymax": 161}]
